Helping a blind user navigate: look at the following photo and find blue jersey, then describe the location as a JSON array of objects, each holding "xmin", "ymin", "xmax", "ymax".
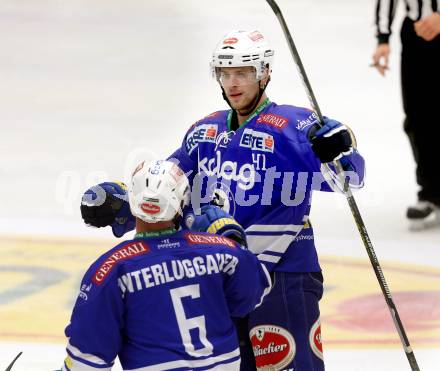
[
  {"xmin": 169, "ymin": 100, "xmax": 365, "ymax": 272},
  {"xmin": 62, "ymin": 231, "xmax": 271, "ymax": 371}
]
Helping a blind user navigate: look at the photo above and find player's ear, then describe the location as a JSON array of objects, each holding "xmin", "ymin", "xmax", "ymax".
[{"xmin": 260, "ymin": 66, "xmax": 270, "ymax": 88}]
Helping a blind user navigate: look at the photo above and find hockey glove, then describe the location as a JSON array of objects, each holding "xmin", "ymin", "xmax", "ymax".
[
  {"xmin": 80, "ymin": 182, "xmax": 135, "ymax": 238},
  {"xmin": 310, "ymin": 118, "xmax": 353, "ymax": 163},
  {"xmin": 185, "ymin": 205, "xmax": 247, "ymax": 248}
]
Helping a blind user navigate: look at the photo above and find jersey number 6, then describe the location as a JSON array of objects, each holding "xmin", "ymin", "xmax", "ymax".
[{"xmin": 170, "ymin": 284, "xmax": 214, "ymax": 357}]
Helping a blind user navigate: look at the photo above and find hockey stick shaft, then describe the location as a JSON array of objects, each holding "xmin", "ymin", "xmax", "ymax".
[
  {"xmin": 5, "ymin": 352, "xmax": 22, "ymax": 371},
  {"xmin": 265, "ymin": 1, "xmax": 420, "ymax": 370}
]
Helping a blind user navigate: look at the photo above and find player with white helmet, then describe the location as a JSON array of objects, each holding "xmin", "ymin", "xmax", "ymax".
[
  {"xmin": 210, "ymin": 30, "xmax": 274, "ymax": 120},
  {"xmin": 64, "ymin": 160, "xmax": 271, "ymax": 371},
  {"xmin": 167, "ymin": 29, "xmax": 365, "ymax": 371},
  {"xmin": 80, "ymin": 29, "xmax": 365, "ymax": 370},
  {"xmin": 128, "ymin": 160, "xmax": 190, "ymax": 223},
  {"xmin": 211, "ymin": 30, "xmax": 274, "ymax": 79},
  {"xmin": 210, "ymin": 30, "xmax": 274, "ymax": 116}
]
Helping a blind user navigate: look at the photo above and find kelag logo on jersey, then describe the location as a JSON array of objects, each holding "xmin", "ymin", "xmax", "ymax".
[
  {"xmin": 198, "ymin": 151, "xmax": 256, "ymax": 191},
  {"xmin": 186, "ymin": 124, "xmax": 218, "ymax": 154},
  {"xmin": 239, "ymin": 128, "xmax": 274, "ymax": 153}
]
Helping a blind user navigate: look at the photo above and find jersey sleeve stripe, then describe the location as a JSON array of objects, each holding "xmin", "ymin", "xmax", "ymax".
[
  {"xmin": 63, "ymin": 356, "xmax": 111, "ymax": 371},
  {"xmin": 245, "ymin": 224, "xmax": 303, "ymax": 233},
  {"xmin": 247, "ymin": 234, "xmax": 297, "ymax": 254},
  {"xmin": 67, "ymin": 342, "xmax": 112, "ymax": 368},
  {"xmin": 376, "ymin": 0, "xmax": 395, "ymax": 36},
  {"xmin": 127, "ymin": 348, "xmax": 240, "ymax": 371},
  {"xmin": 258, "ymin": 250, "xmax": 283, "ymax": 257},
  {"xmin": 258, "ymin": 254, "xmax": 281, "ymax": 263},
  {"xmin": 245, "ymin": 230, "xmax": 298, "ymax": 237}
]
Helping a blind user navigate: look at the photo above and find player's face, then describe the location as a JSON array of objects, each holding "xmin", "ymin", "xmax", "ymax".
[{"xmin": 218, "ymin": 67, "xmax": 261, "ymax": 110}]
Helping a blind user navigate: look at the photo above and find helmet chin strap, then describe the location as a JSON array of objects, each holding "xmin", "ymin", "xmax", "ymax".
[{"xmin": 221, "ymin": 76, "xmax": 271, "ymax": 119}]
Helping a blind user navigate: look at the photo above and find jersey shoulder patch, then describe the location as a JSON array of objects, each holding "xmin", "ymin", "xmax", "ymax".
[
  {"xmin": 74, "ymin": 240, "xmax": 151, "ymax": 306},
  {"xmin": 92, "ymin": 240, "xmax": 151, "ymax": 285},
  {"xmin": 266, "ymin": 104, "xmax": 319, "ymax": 143},
  {"xmin": 184, "ymin": 232, "xmax": 237, "ymax": 248},
  {"xmin": 184, "ymin": 111, "xmax": 228, "ymax": 155},
  {"xmin": 279, "ymin": 105, "xmax": 318, "ymax": 131},
  {"xmin": 256, "ymin": 112, "xmax": 290, "ymax": 130}
]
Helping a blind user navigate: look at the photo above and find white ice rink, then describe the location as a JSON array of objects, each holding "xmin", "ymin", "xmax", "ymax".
[{"xmin": 1, "ymin": 0, "xmax": 439, "ymax": 370}]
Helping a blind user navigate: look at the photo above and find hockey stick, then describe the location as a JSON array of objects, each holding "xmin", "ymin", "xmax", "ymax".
[
  {"xmin": 265, "ymin": 1, "xmax": 420, "ymax": 370},
  {"xmin": 5, "ymin": 352, "xmax": 22, "ymax": 371}
]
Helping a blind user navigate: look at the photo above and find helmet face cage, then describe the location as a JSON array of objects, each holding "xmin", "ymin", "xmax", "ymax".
[
  {"xmin": 128, "ymin": 160, "xmax": 190, "ymax": 223},
  {"xmin": 210, "ymin": 30, "xmax": 274, "ymax": 82}
]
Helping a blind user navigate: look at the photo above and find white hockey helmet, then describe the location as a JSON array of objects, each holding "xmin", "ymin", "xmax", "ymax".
[
  {"xmin": 128, "ymin": 160, "xmax": 190, "ymax": 223},
  {"xmin": 210, "ymin": 30, "xmax": 274, "ymax": 81}
]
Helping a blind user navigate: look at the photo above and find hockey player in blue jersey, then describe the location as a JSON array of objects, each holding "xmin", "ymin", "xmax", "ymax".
[
  {"xmin": 168, "ymin": 30, "xmax": 365, "ymax": 371},
  {"xmin": 80, "ymin": 30, "xmax": 365, "ymax": 370},
  {"xmin": 64, "ymin": 160, "xmax": 271, "ymax": 371}
]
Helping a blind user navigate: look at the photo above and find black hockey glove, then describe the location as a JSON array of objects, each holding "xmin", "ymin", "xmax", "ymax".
[
  {"xmin": 80, "ymin": 182, "xmax": 135, "ymax": 237},
  {"xmin": 310, "ymin": 118, "xmax": 353, "ymax": 163}
]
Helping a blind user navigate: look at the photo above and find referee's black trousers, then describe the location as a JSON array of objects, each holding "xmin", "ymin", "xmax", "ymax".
[{"xmin": 400, "ymin": 16, "xmax": 440, "ymax": 205}]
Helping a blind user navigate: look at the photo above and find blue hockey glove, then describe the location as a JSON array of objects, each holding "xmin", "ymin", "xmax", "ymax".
[
  {"xmin": 80, "ymin": 182, "xmax": 135, "ymax": 238},
  {"xmin": 310, "ymin": 118, "xmax": 353, "ymax": 163},
  {"xmin": 184, "ymin": 205, "xmax": 247, "ymax": 248},
  {"xmin": 111, "ymin": 199, "xmax": 136, "ymax": 238}
]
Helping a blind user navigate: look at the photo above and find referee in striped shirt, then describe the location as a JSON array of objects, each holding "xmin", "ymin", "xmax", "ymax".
[{"xmin": 372, "ymin": 1, "xmax": 440, "ymax": 229}]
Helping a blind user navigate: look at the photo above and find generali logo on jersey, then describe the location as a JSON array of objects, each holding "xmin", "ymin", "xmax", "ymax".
[
  {"xmin": 239, "ymin": 128, "xmax": 274, "ymax": 153},
  {"xmin": 93, "ymin": 242, "xmax": 150, "ymax": 285},
  {"xmin": 249, "ymin": 325, "xmax": 296, "ymax": 370},
  {"xmin": 256, "ymin": 113, "xmax": 289, "ymax": 129},
  {"xmin": 185, "ymin": 233, "xmax": 236, "ymax": 248}
]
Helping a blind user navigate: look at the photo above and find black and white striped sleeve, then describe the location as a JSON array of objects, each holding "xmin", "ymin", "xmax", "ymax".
[
  {"xmin": 375, "ymin": 0, "xmax": 398, "ymax": 44},
  {"xmin": 376, "ymin": 1, "xmax": 439, "ymax": 44}
]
